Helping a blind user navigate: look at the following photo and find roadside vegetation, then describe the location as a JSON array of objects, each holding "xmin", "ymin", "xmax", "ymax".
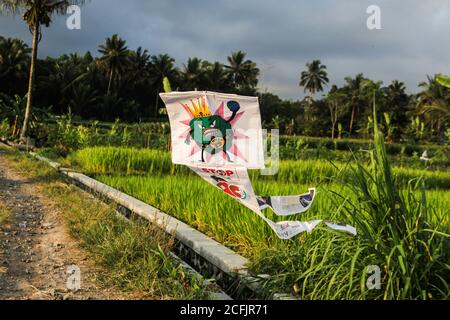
[{"xmin": 0, "ymin": 146, "xmax": 209, "ymax": 300}]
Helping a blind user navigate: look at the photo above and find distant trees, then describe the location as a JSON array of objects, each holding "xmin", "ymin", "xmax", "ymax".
[
  {"xmin": 0, "ymin": 36, "xmax": 30, "ymax": 96},
  {"xmin": 0, "ymin": 31, "xmax": 449, "ymax": 143},
  {"xmin": 326, "ymin": 85, "xmax": 347, "ymax": 139}
]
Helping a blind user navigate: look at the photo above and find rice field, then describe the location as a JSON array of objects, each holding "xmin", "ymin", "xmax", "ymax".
[
  {"xmin": 65, "ymin": 139, "xmax": 450, "ymax": 300},
  {"xmin": 68, "ymin": 147, "xmax": 450, "ymax": 189}
]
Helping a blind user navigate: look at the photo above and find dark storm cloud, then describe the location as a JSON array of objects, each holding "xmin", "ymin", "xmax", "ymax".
[{"xmin": 1, "ymin": 0, "xmax": 449, "ymax": 99}]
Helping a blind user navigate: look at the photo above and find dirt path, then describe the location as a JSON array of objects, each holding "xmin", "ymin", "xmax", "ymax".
[{"xmin": 0, "ymin": 150, "xmax": 136, "ymax": 300}]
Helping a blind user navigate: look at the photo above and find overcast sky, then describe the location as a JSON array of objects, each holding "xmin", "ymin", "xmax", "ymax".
[{"xmin": 1, "ymin": 0, "xmax": 448, "ymax": 100}]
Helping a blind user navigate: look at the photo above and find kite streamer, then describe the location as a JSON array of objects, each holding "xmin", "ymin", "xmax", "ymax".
[{"xmin": 160, "ymin": 91, "xmax": 356, "ymax": 239}]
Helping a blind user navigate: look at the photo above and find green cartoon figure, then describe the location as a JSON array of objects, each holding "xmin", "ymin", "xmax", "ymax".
[{"xmin": 185, "ymin": 98, "xmax": 240, "ymax": 162}]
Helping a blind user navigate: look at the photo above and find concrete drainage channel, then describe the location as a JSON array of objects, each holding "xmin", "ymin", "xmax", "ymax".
[{"xmin": 2, "ymin": 143, "xmax": 295, "ymax": 300}]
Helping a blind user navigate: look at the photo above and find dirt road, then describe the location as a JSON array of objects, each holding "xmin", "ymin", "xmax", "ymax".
[{"xmin": 0, "ymin": 150, "xmax": 134, "ymax": 300}]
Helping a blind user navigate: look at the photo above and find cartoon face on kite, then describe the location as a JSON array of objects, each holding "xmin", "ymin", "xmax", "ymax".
[
  {"xmin": 182, "ymin": 98, "xmax": 243, "ymax": 162},
  {"xmin": 189, "ymin": 115, "xmax": 232, "ymax": 150}
]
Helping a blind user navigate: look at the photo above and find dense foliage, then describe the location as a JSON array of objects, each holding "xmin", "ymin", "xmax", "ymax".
[{"xmin": 1, "ymin": 34, "xmax": 449, "ymax": 143}]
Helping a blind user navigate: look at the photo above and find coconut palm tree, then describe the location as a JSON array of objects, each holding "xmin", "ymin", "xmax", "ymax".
[
  {"xmin": 225, "ymin": 51, "xmax": 259, "ymax": 90},
  {"xmin": 299, "ymin": 60, "xmax": 329, "ymax": 99},
  {"xmin": 0, "ymin": 37, "xmax": 31, "ymax": 95},
  {"xmin": 68, "ymin": 82, "xmax": 99, "ymax": 118},
  {"xmin": 98, "ymin": 34, "xmax": 130, "ymax": 96},
  {"xmin": 181, "ymin": 57, "xmax": 204, "ymax": 90},
  {"xmin": 385, "ymin": 80, "xmax": 410, "ymax": 128},
  {"xmin": 204, "ymin": 62, "xmax": 229, "ymax": 91},
  {"xmin": 418, "ymin": 75, "xmax": 450, "ymax": 118},
  {"xmin": 150, "ymin": 53, "xmax": 177, "ymax": 117},
  {"xmin": 0, "ymin": 0, "xmax": 86, "ymax": 141},
  {"xmin": 343, "ymin": 73, "xmax": 366, "ymax": 136},
  {"xmin": 125, "ymin": 46, "xmax": 151, "ymax": 85},
  {"xmin": 417, "ymin": 76, "xmax": 450, "ymax": 135}
]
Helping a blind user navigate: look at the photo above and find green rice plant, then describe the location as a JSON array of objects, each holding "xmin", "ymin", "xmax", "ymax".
[
  {"xmin": 68, "ymin": 147, "xmax": 190, "ymax": 176},
  {"xmin": 69, "ymin": 146, "xmax": 450, "ymax": 189}
]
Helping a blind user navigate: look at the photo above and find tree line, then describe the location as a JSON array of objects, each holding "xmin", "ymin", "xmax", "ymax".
[
  {"xmin": 1, "ymin": 33, "xmax": 449, "ymax": 143},
  {"xmin": 1, "ymin": 1, "xmax": 449, "ymax": 144}
]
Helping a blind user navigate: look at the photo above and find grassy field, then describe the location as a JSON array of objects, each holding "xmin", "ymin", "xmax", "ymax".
[
  {"xmin": 1, "ymin": 146, "xmax": 209, "ymax": 299},
  {"xmin": 63, "ymin": 135, "xmax": 450, "ymax": 299}
]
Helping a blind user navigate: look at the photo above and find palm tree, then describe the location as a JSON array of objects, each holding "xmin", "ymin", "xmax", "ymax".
[
  {"xmin": 98, "ymin": 34, "xmax": 130, "ymax": 96},
  {"xmin": 150, "ymin": 54, "xmax": 177, "ymax": 117},
  {"xmin": 385, "ymin": 80, "xmax": 410, "ymax": 128},
  {"xmin": 417, "ymin": 75, "xmax": 450, "ymax": 118},
  {"xmin": 0, "ymin": 0, "xmax": 86, "ymax": 141},
  {"xmin": 225, "ymin": 51, "xmax": 259, "ymax": 90},
  {"xmin": 126, "ymin": 46, "xmax": 150, "ymax": 84},
  {"xmin": 204, "ymin": 62, "xmax": 229, "ymax": 91},
  {"xmin": 299, "ymin": 60, "xmax": 329, "ymax": 99},
  {"xmin": 417, "ymin": 75, "xmax": 450, "ymax": 134},
  {"xmin": 343, "ymin": 73, "xmax": 365, "ymax": 135},
  {"xmin": 0, "ymin": 37, "xmax": 31, "ymax": 94},
  {"xmin": 68, "ymin": 82, "xmax": 99, "ymax": 118},
  {"xmin": 37, "ymin": 54, "xmax": 86, "ymax": 113},
  {"xmin": 181, "ymin": 57, "xmax": 203, "ymax": 90},
  {"xmin": 386, "ymin": 80, "xmax": 407, "ymax": 109}
]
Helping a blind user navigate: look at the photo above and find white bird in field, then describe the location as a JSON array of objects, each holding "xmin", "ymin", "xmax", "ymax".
[{"xmin": 420, "ymin": 150, "xmax": 430, "ymax": 161}]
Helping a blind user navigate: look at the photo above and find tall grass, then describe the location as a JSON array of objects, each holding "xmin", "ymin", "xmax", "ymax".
[
  {"xmin": 251, "ymin": 100, "xmax": 450, "ymax": 299},
  {"xmin": 339, "ymin": 106, "xmax": 449, "ymax": 299}
]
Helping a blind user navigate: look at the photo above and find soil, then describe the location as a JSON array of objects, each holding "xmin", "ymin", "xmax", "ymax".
[{"xmin": 0, "ymin": 150, "xmax": 139, "ymax": 300}]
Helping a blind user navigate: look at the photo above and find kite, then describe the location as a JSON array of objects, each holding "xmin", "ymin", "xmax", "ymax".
[{"xmin": 160, "ymin": 91, "xmax": 356, "ymax": 239}]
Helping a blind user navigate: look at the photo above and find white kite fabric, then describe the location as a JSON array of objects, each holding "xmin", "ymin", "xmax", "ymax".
[{"xmin": 160, "ymin": 91, "xmax": 356, "ymax": 239}]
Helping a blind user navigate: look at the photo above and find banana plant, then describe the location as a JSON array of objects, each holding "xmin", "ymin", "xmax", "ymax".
[
  {"xmin": 436, "ymin": 74, "xmax": 450, "ymax": 88},
  {"xmin": 163, "ymin": 77, "xmax": 172, "ymax": 93}
]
